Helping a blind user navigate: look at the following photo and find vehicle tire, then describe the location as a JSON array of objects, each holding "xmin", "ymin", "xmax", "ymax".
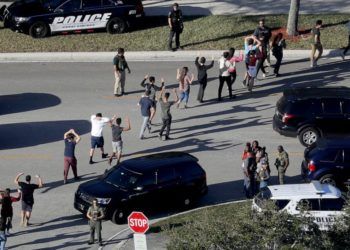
[
  {"xmin": 29, "ymin": 22, "xmax": 49, "ymax": 38},
  {"xmin": 298, "ymin": 127, "xmax": 319, "ymax": 147},
  {"xmin": 247, "ymin": 77, "xmax": 254, "ymax": 92},
  {"xmin": 107, "ymin": 17, "xmax": 126, "ymax": 34},
  {"xmin": 111, "ymin": 207, "xmax": 129, "ymax": 224},
  {"xmin": 319, "ymin": 174, "xmax": 337, "ymax": 187}
]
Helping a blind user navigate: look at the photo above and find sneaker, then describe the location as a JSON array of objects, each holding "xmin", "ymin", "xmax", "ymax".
[
  {"xmin": 310, "ymin": 62, "xmax": 314, "ymax": 68},
  {"xmin": 63, "ymin": 180, "xmax": 67, "ymax": 185},
  {"xmin": 89, "ymin": 160, "xmax": 95, "ymax": 165},
  {"xmin": 262, "ymin": 73, "xmax": 266, "ymax": 78},
  {"xmin": 102, "ymin": 153, "xmax": 108, "ymax": 159},
  {"xmin": 88, "ymin": 241, "xmax": 94, "ymax": 245},
  {"xmin": 164, "ymin": 136, "xmax": 172, "ymax": 140},
  {"xmin": 158, "ymin": 134, "xmax": 162, "ymax": 141},
  {"xmin": 140, "ymin": 136, "xmax": 145, "ymax": 140}
]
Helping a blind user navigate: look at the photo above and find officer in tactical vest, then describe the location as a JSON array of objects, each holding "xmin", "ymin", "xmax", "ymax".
[
  {"xmin": 275, "ymin": 145, "xmax": 289, "ymax": 184},
  {"xmin": 168, "ymin": 3, "xmax": 183, "ymax": 51},
  {"xmin": 87, "ymin": 199, "xmax": 105, "ymax": 246}
]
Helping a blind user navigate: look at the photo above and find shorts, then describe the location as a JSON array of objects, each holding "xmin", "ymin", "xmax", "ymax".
[
  {"xmin": 21, "ymin": 201, "xmax": 33, "ymax": 212},
  {"xmin": 112, "ymin": 141, "xmax": 123, "ymax": 153},
  {"xmin": 91, "ymin": 136, "xmax": 104, "ymax": 149}
]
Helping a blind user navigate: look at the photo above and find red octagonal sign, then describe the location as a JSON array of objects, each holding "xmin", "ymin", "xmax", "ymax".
[{"xmin": 128, "ymin": 211, "xmax": 149, "ymax": 234}]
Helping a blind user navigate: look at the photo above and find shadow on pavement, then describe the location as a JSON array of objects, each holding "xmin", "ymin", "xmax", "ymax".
[
  {"xmin": 0, "ymin": 93, "xmax": 61, "ymax": 115},
  {"xmin": 0, "ymin": 119, "xmax": 90, "ymax": 150}
]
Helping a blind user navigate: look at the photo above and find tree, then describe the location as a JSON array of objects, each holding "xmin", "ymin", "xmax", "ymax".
[{"xmin": 287, "ymin": 0, "xmax": 301, "ymax": 36}]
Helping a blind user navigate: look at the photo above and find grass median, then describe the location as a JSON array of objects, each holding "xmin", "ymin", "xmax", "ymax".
[{"xmin": 0, "ymin": 14, "xmax": 349, "ymax": 52}]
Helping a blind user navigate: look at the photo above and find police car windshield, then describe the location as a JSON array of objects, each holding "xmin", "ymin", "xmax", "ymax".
[{"xmin": 103, "ymin": 166, "xmax": 140, "ymax": 190}]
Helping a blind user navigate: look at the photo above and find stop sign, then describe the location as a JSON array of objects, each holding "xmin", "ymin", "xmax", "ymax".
[{"xmin": 128, "ymin": 211, "xmax": 149, "ymax": 234}]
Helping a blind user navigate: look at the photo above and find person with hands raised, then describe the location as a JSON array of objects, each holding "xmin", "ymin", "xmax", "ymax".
[
  {"xmin": 158, "ymin": 87, "xmax": 178, "ymax": 141},
  {"xmin": 195, "ymin": 54, "xmax": 214, "ymax": 103},
  {"xmin": 63, "ymin": 129, "xmax": 81, "ymax": 184}
]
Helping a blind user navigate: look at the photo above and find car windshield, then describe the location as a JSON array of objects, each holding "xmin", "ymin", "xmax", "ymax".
[{"xmin": 103, "ymin": 166, "xmax": 140, "ymax": 189}]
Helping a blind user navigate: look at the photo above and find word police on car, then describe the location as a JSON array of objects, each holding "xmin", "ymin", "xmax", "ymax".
[{"xmin": 0, "ymin": 0, "xmax": 144, "ymax": 38}]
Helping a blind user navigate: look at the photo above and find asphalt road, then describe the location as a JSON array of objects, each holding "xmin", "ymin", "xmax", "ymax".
[{"xmin": 0, "ymin": 57, "xmax": 349, "ymax": 249}]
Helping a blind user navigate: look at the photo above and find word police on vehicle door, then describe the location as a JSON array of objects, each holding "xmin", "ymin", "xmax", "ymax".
[{"xmin": 51, "ymin": 13, "xmax": 112, "ymax": 31}]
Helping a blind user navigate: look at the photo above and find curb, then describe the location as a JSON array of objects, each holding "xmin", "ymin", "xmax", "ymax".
[
  {"xmin": 0, "ymin": 49, "xmax": 344, "ymax": 63},
  {"xmin": 101, "ymin": 199, "xmax": 248, "ymax": 250}
]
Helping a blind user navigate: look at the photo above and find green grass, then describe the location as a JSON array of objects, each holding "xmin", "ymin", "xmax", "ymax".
[{"xmin": 0, "ymin": 14, "xmax": 349, "ymax": 52}]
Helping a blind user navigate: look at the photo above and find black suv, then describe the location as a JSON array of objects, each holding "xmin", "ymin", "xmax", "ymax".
[
  {"xmin": 273, "ymin": 87, "xmax": 350, "ymax": 147},
  {"xmin": 0, "ymin": 0, "xmax": 144, "ymax": 38},
  {"xmin": 74, "ymin": 152, "xmax": 208, "ymax": 224},
  {"xmin": 301, "ymin": 139, "xmax": 350, "ymax": 188}
]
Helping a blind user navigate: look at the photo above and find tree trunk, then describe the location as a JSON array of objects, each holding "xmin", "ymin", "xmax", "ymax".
[{"xmin": 287, "ymin": 0, "xmax": 300, "ymax": 36}]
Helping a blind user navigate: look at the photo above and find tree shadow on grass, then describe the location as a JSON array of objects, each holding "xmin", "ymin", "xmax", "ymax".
[
  {"xmin": 0, "ymin": 120, "xmax": 90, "ymax": 150},
  {"xmin": 0, "ymin": 93, "xmax": 61, "ymax": 115}
]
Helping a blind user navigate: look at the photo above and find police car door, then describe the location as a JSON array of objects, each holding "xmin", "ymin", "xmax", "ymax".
[
  {"xmin": 51, "ymin": 0, "xmax": 84, "ymax": 32},
  {"xmin": 81, "ymin": 0, "xmax": 112, "ymax": 30}
]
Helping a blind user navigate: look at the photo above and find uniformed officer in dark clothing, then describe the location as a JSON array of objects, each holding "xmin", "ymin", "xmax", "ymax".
[
  {"xmin": 87, "ymin": 199, "xmax": 105, "ymax": 246},
  {"xmin": 275, "ymin": 145, "xmax": 289, "ymax": 184},
  {"xmin": 168, "ymin": 3, "xmax": 183, "ymax": 51}
]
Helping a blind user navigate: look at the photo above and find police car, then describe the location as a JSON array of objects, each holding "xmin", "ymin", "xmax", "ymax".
[
  {"xmin": 252, "ymin": 181, "xmax": 347, "ymax": 230},
  {"xmin": 0, "ymin": 0, "xmax": 144, "ymax": 38}
]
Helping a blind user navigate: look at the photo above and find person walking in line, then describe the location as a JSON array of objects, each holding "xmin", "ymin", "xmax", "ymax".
[
  {"xmin": 158, "ymin": 88, "xmax": 179, "ymax": 141},
  {"xmin": 0, "ymin": 217, "xmax": 6, "ymax": 250},
  {"xmin": 310, "ymin": 20, "xmax": 323, "ymax": 68},
  {"xmin": 108, "ymin": 116, "xmax": 131, "ymax": 166},
  {"xmin": 253, "ymin": 18, "xmax": 272, "ymax": 77},
  {"xmin": 87, "ymin": 199, "xmax": 105, "ymax": 246},
  {"xmin": 63, "ymin": 129, "xmax": 81, "ymax": 184},
  {"xmin": 275, "ymin": 145, "xmax": 289, "ymax": 184},
  {"xmin": 176, "ymin": 67, "xmax": 194, "ymax": 108},
  {"xmin": 271, "ymin": 33, "xmax": 286, "ymax": 77},
  {"xmin": 113, "ymin": 48, "xmax": 131, "ymax": 96},
  {"xmin": 228, "ymin": 48, "xmax": 244, "ymax": 96},
  {"xmin": 14, "ymin": 173, "xmax": 43, "ymax": 227},
  {"xmin": 140, "ymin": 75, "xmax": 164, "ymax": 124},
  {"xmin": 243, "ymin": 36, "xmax": 261, "ymax": 85},
  {"xmin": 0, "ymin": 189, "xmax": 21, "ymax": 235},
  {"xmin": 138, "ymin": 90, "xmax": 155, "ymax": 139},
  {"xmin": 243, "ymin": 150, "xmax": 257, "ymax": 198},
  {"xmin": 89, "ymin": 113, "xmax": 110, "ymax": 164},
  {"xmin": 341, "ymin": 20, "xmax": 350, "ymax": 60},
  {"xmin": 195, "ymin": 55, "xmax": 214, "ymax": 103},
  {"xmin": 218, "ymin": 52, "xmax": 233, "ymax": 101},
  {"xmin": 168, "ymin": 3, "xmax": 183, "ymax": 51}
]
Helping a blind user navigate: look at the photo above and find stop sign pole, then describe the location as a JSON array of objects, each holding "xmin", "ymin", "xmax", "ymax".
[{"xmin": 128, "ymin": 211, "xmax": 149, "ymax": 250}]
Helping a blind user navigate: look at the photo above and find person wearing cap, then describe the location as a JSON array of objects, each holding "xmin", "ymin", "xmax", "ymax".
[
  {"xmin": 87, "ymin": 199, "xmax": 105, "ymax": 246},
  {"xmin": 14, "ymin": 173, "xmax": 43, "ymax": 227},
  {"xmin": 168, "ymin": 3, "xmax": 183, "ymax": 51}
]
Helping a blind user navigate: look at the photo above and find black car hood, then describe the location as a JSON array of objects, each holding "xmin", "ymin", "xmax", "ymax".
[
  {"xmin": 78, "ymin": 179, "xmax": 128, "ymax": 199},
  {"xmin": 8, "ymin": 0, "xmax": 49, "ymax": 16}
]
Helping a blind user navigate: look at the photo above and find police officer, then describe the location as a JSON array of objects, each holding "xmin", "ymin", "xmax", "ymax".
[
  {"xmin": 87, "ymin": 199, "xmax": 105, "ymax": 246},
  {"xmin": 168, "ymin": 3, "xmax": 183, "ymax": 51},
  {"xmin": 275, "ymin": 145, "xmax": 289, "ymax": 184}
]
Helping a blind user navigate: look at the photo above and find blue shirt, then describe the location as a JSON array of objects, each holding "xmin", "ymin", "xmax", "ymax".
[
  {"xmin": 139, "ymin": 96, "xmax": 153, "ymax": 117},
  {"xmin": 64, "ymin": 139, "xmax": 76, "ymax": 158}
]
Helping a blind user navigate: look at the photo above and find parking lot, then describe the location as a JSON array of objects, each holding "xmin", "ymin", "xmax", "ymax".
[{"xmin": 1, "ymin": 57, "xmax": 349, "ymax": 249}]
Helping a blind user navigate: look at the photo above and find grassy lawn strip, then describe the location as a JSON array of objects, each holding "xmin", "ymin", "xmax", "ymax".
[{"xmin": 0, "ymin": 14, "xmax": 349, "ymax": 52}]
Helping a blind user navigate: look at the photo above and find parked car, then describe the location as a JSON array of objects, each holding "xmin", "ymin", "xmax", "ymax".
[
  {"xmin": 252, "ymin": 181, "xmax": 347, "ymax": 231},
  {"xmin": 74, "ymin": 152, "xmax": 208, "ymax": 224},
  {"xmin": 301, "ymin": 138, "xmax": 350, "ymax": 188},
  {"xmin": 0, "ymin": 0, "xmax": 144, "ymax": 38},
  {"xmin": 273, "ymin": 87, "xmax": 350, "ymax": 147}
]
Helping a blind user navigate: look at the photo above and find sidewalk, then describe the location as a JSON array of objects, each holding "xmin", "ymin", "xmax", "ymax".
[
  {"xmin": 0, "ymin": 50, "xmax": 344, "ymax": 63},
  {"xmin": 1, "ymin": 0, "xmax": 350, "ymax": 15}
]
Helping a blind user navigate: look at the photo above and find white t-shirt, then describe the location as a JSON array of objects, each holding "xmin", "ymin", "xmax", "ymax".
[
  {"xmin": 90, "ymin": 115, "xmax": 110, "ymax": 137},
  {"xmin": 218, "ymin": 57, "xmax": 231, "ymax": 77}
]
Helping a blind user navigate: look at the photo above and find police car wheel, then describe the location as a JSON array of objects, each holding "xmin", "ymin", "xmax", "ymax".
[
  {"xmin": 107, "ymin": 17, "xmax": 126, "ymax": 34},
  {"xmin": 319, "ymin": 174, "xmax": 337, "ymax": 187},
  {"xmin": 111, "ymin": 207, "xmax": 128, "ymax": 224},
  {"xmin": 29, "ymin": 22, "xmax": 49, "ymax": 38}
]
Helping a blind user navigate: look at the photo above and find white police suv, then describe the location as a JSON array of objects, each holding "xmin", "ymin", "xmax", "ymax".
[
  {"xmin": 252, "ymin": 181, "xmax": 348, "ymax": 230},
  {"xmin": 0, "ymin": 0, "xmax": 144, "ymax": 38}
]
